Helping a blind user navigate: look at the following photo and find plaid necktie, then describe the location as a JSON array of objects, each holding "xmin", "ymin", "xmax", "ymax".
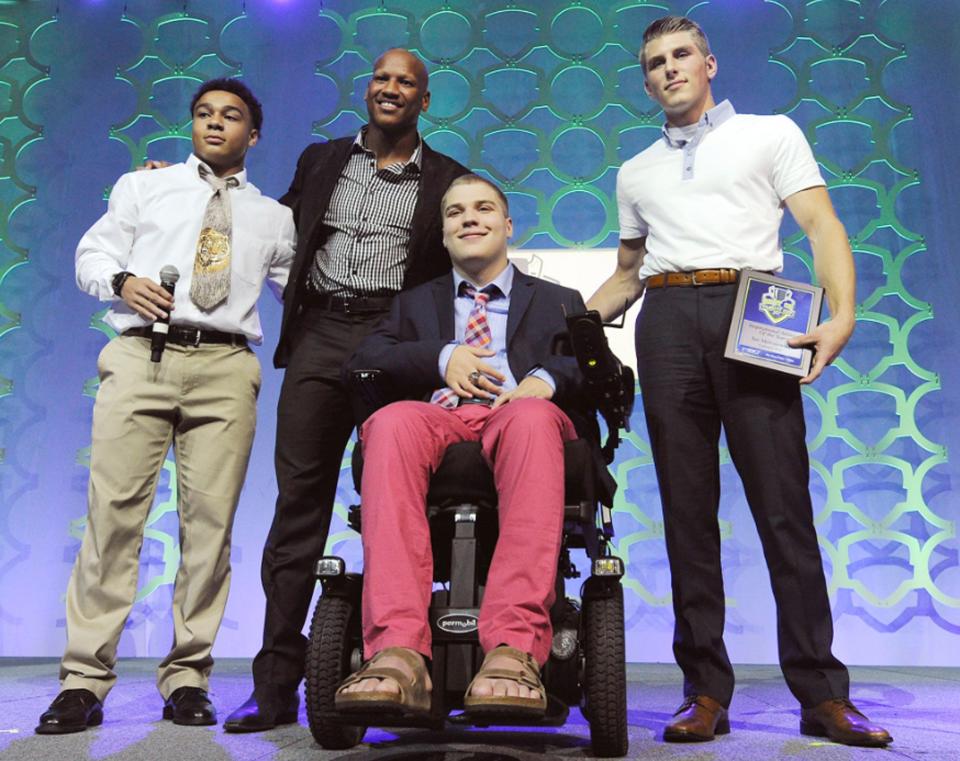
[
  {"xmin": 431, "ymin": 283, "xmax": 497, "ymax": 408},
  {"xmin": 190, "ymin": 164, "xmax": 238, "ymax": 310}
]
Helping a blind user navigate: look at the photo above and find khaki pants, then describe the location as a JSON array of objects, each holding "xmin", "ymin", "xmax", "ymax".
[{"xmin": 60, "ymin": 335, "xmax": 260, "ymax": 701}]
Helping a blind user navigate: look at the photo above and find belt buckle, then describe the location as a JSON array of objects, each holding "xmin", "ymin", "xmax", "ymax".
[
  {"xmin": 341, "ymin": 297, "xmax": 353, "ymax": 315},
  {"xmin": 690, "ymin": 270, "xmax": 704, "ymax": 286},
  {"xmin": 188, "ymin": 328, "xmax": 202, "ymax": 347}
]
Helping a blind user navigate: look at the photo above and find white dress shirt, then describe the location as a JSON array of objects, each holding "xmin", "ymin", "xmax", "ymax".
[{"xmin": 75, "ymin": 154, "xmax": 296, "ymax": 344}]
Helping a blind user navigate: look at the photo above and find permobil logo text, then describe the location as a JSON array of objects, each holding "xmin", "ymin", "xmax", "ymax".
[{"xmin": 437, "ymin": 613, "xmax": 479, "ymax": 634}]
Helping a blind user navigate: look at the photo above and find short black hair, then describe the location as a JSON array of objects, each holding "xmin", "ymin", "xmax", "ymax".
[{"xmin": 190, "ymin": 78, "xmax": 263, "ymax": 133}]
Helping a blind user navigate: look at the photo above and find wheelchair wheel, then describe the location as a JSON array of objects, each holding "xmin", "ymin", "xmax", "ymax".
[
  {"xmin": 304, "ymin": 592, "xmax": 366, "ymax": 749},
  {"xmin": 582, "ymin": 582, "xmax": 628, "ymax": 757}
]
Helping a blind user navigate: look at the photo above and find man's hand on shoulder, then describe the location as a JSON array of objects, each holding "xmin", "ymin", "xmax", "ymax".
[
  {"xmin": 135, "ymin": 160, "xmax": 172, "ymax": 171},
  {"xmin": 121, "ymin": 276, "xmax": 174, "ymax": 320},
  {"xmin": 445, "ymin": 345, "xmax": 506, "ymax": 400},
  {"xmin": 491, "ymin": 375, "xmax": 553, "ymax": 409},
  {"xmin": 788, "ymin": 314, "xmax": 855, "ymax": 385}
]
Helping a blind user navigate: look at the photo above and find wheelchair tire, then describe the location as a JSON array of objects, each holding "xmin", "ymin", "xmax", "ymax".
[
  {"xmin": 582, "ymin": 583, "xmax": 628, "ymax": 757},
  {"xmin": 304, "ymin": 593, "xmax": 367, "ymax": 749}
]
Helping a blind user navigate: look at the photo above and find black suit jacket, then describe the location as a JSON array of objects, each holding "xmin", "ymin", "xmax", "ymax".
[
  {"xmin": 346, "ymin": 268, "xmax": 597, "ymax": 438},
  {"xmin": 274, "ymin": 135, "xmax": 470, "ymax": 368}
]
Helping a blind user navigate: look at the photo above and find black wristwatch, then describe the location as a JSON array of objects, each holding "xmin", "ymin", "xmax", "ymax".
[{"xmin": 112, "ymin": 270, "xmax": 135, "ymax": 297}]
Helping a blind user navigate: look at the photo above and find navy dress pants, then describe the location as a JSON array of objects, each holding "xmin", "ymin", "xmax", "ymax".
[{"xmin": 635, "ymin": 282, "xmax": 849, "ymax": 708}]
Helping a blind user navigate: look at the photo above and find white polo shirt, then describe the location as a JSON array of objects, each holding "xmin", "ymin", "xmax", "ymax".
[{"xmin": 617, "ymin": 100, "xmax": 825, "ymax": 278}]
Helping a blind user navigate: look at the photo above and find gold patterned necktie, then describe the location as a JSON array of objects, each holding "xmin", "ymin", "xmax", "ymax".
[{"xmin": 191, "ymin": 164, "xmax": 238, "ymax": 310}]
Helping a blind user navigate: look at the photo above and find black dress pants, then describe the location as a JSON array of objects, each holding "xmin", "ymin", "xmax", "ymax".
[
  {"xmin": 252, "ymin": 306, "xmax": 388, "ymax": 691},
  {"xmin": 635, "ymin": 283, "xmax": 849, "ymax": 708}
]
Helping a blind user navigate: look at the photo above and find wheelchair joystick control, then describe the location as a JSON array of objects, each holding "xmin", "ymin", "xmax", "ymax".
[{"xmin": 564, "ymin": 310, "xmax": 635, "ymax": 463}]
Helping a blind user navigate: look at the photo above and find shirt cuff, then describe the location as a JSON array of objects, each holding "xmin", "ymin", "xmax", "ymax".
[
  {"xmin": 527, "ymin": 366, "xmax": 556, "ymax": 392},
  {"xmin": 438, "ymin": 342, "xmax": 458, "ymax": 381}
]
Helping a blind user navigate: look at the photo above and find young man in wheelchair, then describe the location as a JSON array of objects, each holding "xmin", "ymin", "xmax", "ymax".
[{"xmin": 333, "ymin": 174, "xmax": 595, "ymax": 719}]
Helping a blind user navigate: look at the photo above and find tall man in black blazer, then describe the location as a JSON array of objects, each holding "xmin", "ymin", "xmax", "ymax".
[
  {"xmin": 225, "ymin": 49, "xmax": 469, "ymax": 731},
  {"xmin": 334, "ymin": 174, "xmax": 591, "ymax": 718}
]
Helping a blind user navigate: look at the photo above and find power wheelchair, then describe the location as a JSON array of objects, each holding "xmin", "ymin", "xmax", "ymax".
[{"xmin": 302, "ymin": 310, "xmax": 635, "ymax": 758}]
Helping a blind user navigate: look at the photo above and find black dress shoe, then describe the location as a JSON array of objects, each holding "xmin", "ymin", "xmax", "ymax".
[
  {"xmin": 35, "ymin": 689, "xmax": 103, "ymax": 735},
  {"xmin": 162, "ymin": 686, "xmax": 217, "ymax": 726},
  {"xmin": 223, "ymin": 689, "xmax": 299, "ymax": 733}
]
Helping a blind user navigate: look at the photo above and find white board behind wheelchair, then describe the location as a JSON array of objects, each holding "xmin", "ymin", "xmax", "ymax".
[{"xmin": 508, "ymin": 248, "xmax": 643, "ymax": 374}]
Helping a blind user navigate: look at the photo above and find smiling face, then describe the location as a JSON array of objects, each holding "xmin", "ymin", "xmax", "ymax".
[
  {"xmin": 442, "ymin": 179, "xmax": 513, "ymax": 286},
  {"xmin": 364, "ymin": 49, "xmax": 430, "ymax": 136},
  {"xmin": 191, "ymin": 90, "xmax": 258, "ymax": 176},
  {"xmin": 642, "ymin": 30, "xmax": 717, "ymax": 126}
]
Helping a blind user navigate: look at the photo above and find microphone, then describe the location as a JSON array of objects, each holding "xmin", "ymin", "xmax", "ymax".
[{"xmin": 151, "ymin": 265, "xmax": 180, "ymax": 363}]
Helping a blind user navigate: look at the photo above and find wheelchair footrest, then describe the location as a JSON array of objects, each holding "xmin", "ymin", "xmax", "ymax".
[
  {"xmin": 448, "ymin": 694, "xmax": 569, "ymax": 728},
  {"xmin": 334, "ymin": 709, "xmax": 445, "ymax": 731}
]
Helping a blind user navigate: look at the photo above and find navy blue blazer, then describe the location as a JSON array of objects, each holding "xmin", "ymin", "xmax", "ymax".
[
  {"xmin": 274, "ymin": 136, "xmax": 470, "ymax": 368},
  {"xmin": 346, "ymin": 268, "xmax": 596, "ymax": 437}
]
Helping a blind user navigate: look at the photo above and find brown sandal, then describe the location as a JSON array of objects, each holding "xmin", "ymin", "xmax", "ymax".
[
  {"xmin": 334, "ymin": 647, "xmax": 431, "ymax": 717},
  {"xmin": 463, "ymin": 645, "xmax": 547, "ymax": 718}
]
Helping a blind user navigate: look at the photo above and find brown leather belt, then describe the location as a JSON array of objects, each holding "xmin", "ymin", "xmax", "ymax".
[{"xmin": 645, "ymin": 268, "xmax": 739, "ymax": 288}]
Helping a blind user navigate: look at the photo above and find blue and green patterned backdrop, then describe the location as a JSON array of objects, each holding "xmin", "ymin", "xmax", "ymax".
[{"xmin": 0, "ymin": 0, "xmax": 957, "ymax": 666}]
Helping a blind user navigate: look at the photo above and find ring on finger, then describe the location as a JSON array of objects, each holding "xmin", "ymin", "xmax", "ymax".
[{"xmin": 468, "ymin": 370, "xmax": 481, "ymax": 384}]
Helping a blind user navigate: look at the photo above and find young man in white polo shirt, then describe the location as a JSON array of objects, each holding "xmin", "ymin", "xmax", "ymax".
[{"xmin": 589, "ymin": 16, "xmax": 891, "ymax": 747}]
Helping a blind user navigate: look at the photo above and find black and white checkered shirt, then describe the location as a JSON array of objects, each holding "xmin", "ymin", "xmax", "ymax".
[{"xmin": 308, "ymin": 129, "xmax": 423, "ymax": 296}]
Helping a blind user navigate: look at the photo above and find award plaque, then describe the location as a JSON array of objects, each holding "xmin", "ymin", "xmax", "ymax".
[{"xmin": 724, "ymin": 269, "xmax": 824, "ymax": 377}]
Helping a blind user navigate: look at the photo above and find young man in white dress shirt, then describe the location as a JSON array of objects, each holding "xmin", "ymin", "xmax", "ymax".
[
  {"xmin": 36, "ymin": 78, "xmax": 295, "ymax": 734},
  {"xmin": 588, "ymin": 16, "xmax": 891, "ymax": 747}
]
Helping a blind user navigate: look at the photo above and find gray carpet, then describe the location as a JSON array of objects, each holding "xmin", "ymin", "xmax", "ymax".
[{"xmin": 0, "ymin": 658, "xmax": 954, "ymax": 760}]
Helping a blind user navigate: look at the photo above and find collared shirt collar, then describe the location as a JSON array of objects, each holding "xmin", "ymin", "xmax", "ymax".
[
  {"xmin": 453, "ymin": 261, "xmax": 514, "ymax": 300},
  {"xmin": 187, "ymin": 153, "xmax": 248, "ymax": 188},
  {"xmin": 660, "ymin": 99, "xmax": 736, "ymax": 149},
  {"xmin": 354, "ymin": 126, "xmax": 423, "ymax": 171}
]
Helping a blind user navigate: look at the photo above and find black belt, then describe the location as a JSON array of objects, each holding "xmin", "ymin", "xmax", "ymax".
[
  {"xmin": 302, "ymin": 290, "xmax": 394, "ymax": 314},
  {"xmin": 124, "ymin": 326, "xmax": 248, "ymax": 347}
]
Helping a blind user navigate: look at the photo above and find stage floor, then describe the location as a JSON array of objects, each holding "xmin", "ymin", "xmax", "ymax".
[{"xmin": 0, "ymin": 658, "xmax": 955, "ymax": 760}]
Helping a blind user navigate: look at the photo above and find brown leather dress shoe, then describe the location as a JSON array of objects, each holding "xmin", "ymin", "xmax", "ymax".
[
  {"xmin": 800, "ymin": 698, "xmax": 892, "ymax": 747},
  {"xmin": 663, "ymin": 695, "xmax": 730, "ymax": 742}
]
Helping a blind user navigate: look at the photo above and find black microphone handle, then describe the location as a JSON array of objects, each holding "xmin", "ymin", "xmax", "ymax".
[{"xmin": 150, "ymin": 277, "xmax": 177, "ymax": 363}]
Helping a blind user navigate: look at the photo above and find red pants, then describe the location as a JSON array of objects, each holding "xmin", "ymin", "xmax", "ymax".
[{"xmin": 358, "ymin": 398, "xmax": 577, "ymax": 665}]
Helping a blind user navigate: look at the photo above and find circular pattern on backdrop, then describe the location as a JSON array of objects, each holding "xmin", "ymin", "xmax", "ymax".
[
  {"xmin": 550, "ymin": 126, "xmax": 606, "ymax": 180},
  {"xmin": 551, "ymin": 188, "xmax": 607, "ymax": 244},
  {"xmin": 426, "ymin": 68, "xmax": 472, "ymax": 120},
  {"xmin": 550, "ymin": 5, "xmax": 604, "ymax": 58},
  {"xmin": 423, "ymin": 127, "xmax": 471, "ymax": 167},
  {"xmin": 420, "ymin": 10, "xmax": 473, "ymax": 61},
  {"xmin": 550, "ymin": 65, "xmax": 605, "ymax": 118},
  {"xmin": 483, "ymin": 7, "xmax": 539, "ymax": 59}
]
